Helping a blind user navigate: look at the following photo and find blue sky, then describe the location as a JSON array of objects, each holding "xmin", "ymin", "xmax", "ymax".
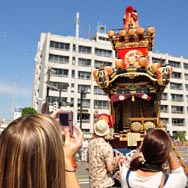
[{"xmin": 0, "ymin": 0, "xmax": 188, "ymax": 121}]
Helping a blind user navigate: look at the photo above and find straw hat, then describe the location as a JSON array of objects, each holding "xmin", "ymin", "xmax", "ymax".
[{"xmin": 94, "ymin": 120, "xmax": 109, "ymax": 137}]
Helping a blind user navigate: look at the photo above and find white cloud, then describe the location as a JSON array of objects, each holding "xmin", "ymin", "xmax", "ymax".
[{"xmin": 0, "ymin": 83, "xmax": 32, "ymax": 97}]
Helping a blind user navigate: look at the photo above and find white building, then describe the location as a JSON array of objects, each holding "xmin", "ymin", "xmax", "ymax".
[
  {"xmin": 13, "ymin": 107, "xmax": 23, "ymax": 120},
  {"xmin": 32, "ymin": 31, "xmax": 115, "ymax": 135},
  {"xmin": 32, "ymin": 32, "xmax": 188, "ymax": 138},
  {"xmin": 149, "ymin": 52, "xmax": 188, "ymax": 138}
]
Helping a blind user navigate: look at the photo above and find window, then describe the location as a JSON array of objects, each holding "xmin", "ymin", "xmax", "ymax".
[
  {"xmin": 78, "ymin": 113, "xmax": 90, "ymax": 123},
  {"xmin": 94, "ymin": 86, "xmax": 105, "ymax": 95},
  {"xmin": 170, "ymin": 82, "xmax": 182, "ymax": 90},
  {"xmin": 171, "ymin": 72, "xmax": 181, "ymax": 79},
  {"xmin": 78, "ymin": 58, "xmax": 91, "ymax": 66},
  {"xmin": 71, "ymin": 84, "xmax": 90, "ymax": 93},
  {"xmin": 168, "ymin": 60, "xmax": 181, "ymax": 68},
  {"xmin": 172, "ymin": 118, "xmax": 184, "ymax": 126},
  {"xmin": 94, "ymin": 100, "xmax": 108, "ymax": 109},
  {"xmin": 184, "ymin": 73, "xmax": 188, "ymax": 80},
  {"xmin": 48, "ymin": 96, "xmax": 67, "ymax": 104},
  {"xmin": 95, "ymin": 48, "xmax": 112, "ymax": 57},
  {"xmin": 98, "ymin": 36, "xmax": 110, "ymax": 42},
  {"xmin": 50, "ymin": 68, "xmax": 68, "ymax": 77},
  {"xmin": 171, "ymin": 94, "xmax": 183, "ymax": 102},
  {"xmin": 94, "ymin": 60, "xmax": 112, "ymax": 68},
  {"xmin": 48, "ymin": 81, "xmax": 69, "ymax": 91},
  {"xmin": 73, "ymin": 45, "xmax": 91, "ymax": 54},
  {"xmin": 73, "ymin": 71, "xmax": 91, "ymax": 80},
  {"xmin": 162, "ymin": 93, "xmax": 168, "ymax": 100},
  {"xmin": 185, "ymin": 84, "xmax": 188, "ymax": 91},
  {"xmin": 78, "ymin": 85, "xmax": 90, "ymax": 93},
  {"xmin": 78, "ymin": 99, "xmax": 90, "ymax": 108},
  {"xmin": 71, "ymin": 98, "xmax": 90, "ymax": 108},
  {"xmin": 152, "ymin": 58, "xmax": 165, "ymax": 64},
  {"xmin": 183, "ymin": 63, "xmax": 188, "ymax": 69},
  {"xmin": 50, "ymin": 41, "xmax": 70, "ymax": 51},
  {"xmin": 161, "ymin": 105, "xmax": 168, "ymax": 113},
  {"xmin": 160, "ymin": 118, "xmax": 169, "ymax": 124},
  {"xmin": 49, "ymin": 54, "xmax": 69, "ymax": 64},
  {"xmin": 171, "ymin": 106, "xmax": 184, "ymax": 114}
]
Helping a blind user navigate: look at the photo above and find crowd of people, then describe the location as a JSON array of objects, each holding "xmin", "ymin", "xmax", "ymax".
[
  {"xmin": 87, "ymin": 120, "xmax": 187, "ymax": 188},
  {"xmin": 0, "ymin": 109, "xmax": 187, "ymax": 188}
]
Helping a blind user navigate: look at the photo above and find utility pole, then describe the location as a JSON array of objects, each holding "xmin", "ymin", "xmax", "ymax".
[
  {"xmin": 80, "ymin": 86, "xmax": 83, "ymax": 130},
  {"xmin": 45, "ymin": 86, "xmax": 49, "ymax": 114},
  {"xmin": 11, "ymin": 76, "xmax": 17, "ymax": 120},
  {"xmin": 58, "ymin": 83, "xmax": 69, "ymax": 107},
  {"xmin": 73, "ymin": 12, "xmax": 79, "ymax": 125},
  {"xmin": 59, "ymin": 88, "xmax": 62, "ymax": 107}
]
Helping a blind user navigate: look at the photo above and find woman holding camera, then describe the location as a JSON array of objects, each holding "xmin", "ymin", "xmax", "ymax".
[
  {"xmin": 0, "ymin": 113, "xmax": 83, "ymax": 188},
  {"xmin": 119, "ymin": 128, "xmax": 187, "ymax": 188}
]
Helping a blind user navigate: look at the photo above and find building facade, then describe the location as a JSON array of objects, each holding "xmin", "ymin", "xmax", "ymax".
[
  {"xmin": 13, "ymin": 107, "xmax": 23, "ymax": 120},
  {"xmin": 149, "ymin": 52, "xmax": 188, "ymax": 138},
  {"xmin": 32, "ymin": 32, "xmax": 188, "ymax": 138}
]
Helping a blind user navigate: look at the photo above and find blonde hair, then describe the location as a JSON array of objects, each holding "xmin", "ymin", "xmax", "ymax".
[{"xmin": 0, "ymin": 113, "xmax": 66, "ymax": 188}]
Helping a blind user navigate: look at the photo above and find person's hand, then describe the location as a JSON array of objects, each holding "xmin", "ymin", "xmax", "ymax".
[
  {"xmin": 50, "ymin": 108, "xmax": 63, "ymax": 122},
  {"xmin": 63, "ymin": 125, "xmax": 83, "ymax": 160},
  {"xmin": 114, "ymin": 152, "xmax": 122, "ymax": 165},
  {"xmin": 118, "ymin": 156, "xmax": 130, "ymax": 172},
  {"xmin": 114, "ymin": 170, "xmax": 120, "ymax": 181}
]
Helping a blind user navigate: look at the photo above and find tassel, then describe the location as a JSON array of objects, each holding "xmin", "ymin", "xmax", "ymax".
[{"xmin": 132, "ymin": 95, "xmax": 135, "ymax": 102}]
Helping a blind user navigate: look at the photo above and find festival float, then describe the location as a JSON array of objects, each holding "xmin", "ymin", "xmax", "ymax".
[{"xmin": 93, "ymin": 6, "xmax": 188, "ymax": 173}]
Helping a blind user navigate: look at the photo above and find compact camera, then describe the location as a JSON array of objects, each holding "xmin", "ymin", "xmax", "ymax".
[{"xmin": 58, "ymin": 110, "xmax": 73, "ymax": 135}]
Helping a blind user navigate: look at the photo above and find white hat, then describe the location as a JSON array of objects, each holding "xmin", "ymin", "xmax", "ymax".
[{"xmin": 94, "ymin": 120, "xmax": 109, "ymax": 137}]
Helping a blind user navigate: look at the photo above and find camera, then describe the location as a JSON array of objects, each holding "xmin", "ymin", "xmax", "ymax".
[{"xmin": 58, "ymin": 110, "xmax": 73, "ymax": 135}]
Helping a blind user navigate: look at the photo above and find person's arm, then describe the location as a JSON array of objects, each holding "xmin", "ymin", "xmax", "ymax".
[
  {"xmin": 107, "ymin": 152, "xmax": 121, "ymax": 172},
  {"xmin": 166, "ymin": 152, "xmax": 188, "ymax": 188},
  {"xmin": 63, "ymin": 125, "xmax": 83, "ymax": 188},
  {"xmin": 107, "ymin": 163, "xmax": 115, "ymax": 172},
  {"xmin": 168, "ymin": 152, "xmax": 180, "ymax": 171},
  {"xmin": 51, "ymin": 109, "xmax": 83, "ymax": 188},
  {"xmin": 64, "ymin": 158, "xmax": 80, "ymax": 188}
]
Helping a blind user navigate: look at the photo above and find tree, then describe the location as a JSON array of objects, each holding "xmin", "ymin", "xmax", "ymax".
[
  {"xmin": 22, "ymin": 107, "xmax": 37, "ymax": 116},
  {"xmin": 176, "ymin": 131, "xmax": 185, "ymax": 142}
]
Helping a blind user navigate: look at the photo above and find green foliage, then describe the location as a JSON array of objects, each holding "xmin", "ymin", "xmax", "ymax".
[
  {"xmin": 176, "ymin": 131, "xmax": 185, "ymax": 141},
  {"xmin": 22, "ymin": 107, "xmax": 37, "ymax": 116}
]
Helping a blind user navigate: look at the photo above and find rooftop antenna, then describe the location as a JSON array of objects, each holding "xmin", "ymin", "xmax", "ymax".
[
  {"xmin": 97, "ymin": 23, "xmax": 106, "ymax": 33},
  {"xmin": 73, "ymin": 12, "xmax": 79, "ymax": 125},
  {"xmin": 86, "ymin": 24, "xmax": 92, "ymax": 38},
  {"xmin": 11, "ymin": 76, "xmax": 17, "ymax": 120}
]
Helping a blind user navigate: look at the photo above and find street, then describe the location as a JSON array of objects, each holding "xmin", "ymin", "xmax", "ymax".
[
  {"xmin": 76, "ymin": 161, "xmax": 89, "ymax": 188},
  {"xmin": 77, "ymin": 146, "xmax": 188, "ymax": 188}
]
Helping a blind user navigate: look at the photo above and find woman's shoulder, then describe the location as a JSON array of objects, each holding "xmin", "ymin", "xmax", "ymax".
[
  {"xmin": 166, "ymin": 170, "xmax": 188, "ymax": 188},
  {"xmin": 120, "ymin": 169, "xmax": 163, "ymax": 188}
]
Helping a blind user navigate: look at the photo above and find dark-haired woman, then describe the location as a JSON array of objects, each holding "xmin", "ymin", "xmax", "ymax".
[{"xmin": 119, "ymin": 129, "xmax": 187, "ymax": 188}]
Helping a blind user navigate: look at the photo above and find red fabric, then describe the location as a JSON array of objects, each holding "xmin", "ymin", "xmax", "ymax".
[
  {"xmin": 98, "ymin": 113, "xmax": 113, "ymax": 128},
  {"xmin": 117, "ymin": 47, "xmax": 147, "ymax": 60},
  {"xmin": 126, "ymin": 6, "xmax": 134, "ymax": 14}
]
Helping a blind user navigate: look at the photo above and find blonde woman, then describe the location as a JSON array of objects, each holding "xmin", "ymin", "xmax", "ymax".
[{"xmin": 0, "ymin": 113, "xmax": 83, "ymax": 188}]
